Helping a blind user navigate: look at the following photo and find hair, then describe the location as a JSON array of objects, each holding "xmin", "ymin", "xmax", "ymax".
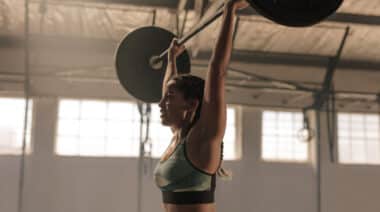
[
  {"xmin": 170, "ymin": 74, "xmax": 232, "ymax": 180},
  {"xmin": 170, "ymin": 74, "xmax": 204, "ymax": 127}
]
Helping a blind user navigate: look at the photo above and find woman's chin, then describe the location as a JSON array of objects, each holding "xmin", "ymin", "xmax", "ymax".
[
  {"xmin": 160, "ymin": 118, "xmax": 170, "ymax": 126},
  {"xmin": 161, "ymin": 123, "xmax": 170, "ymax": 127}
]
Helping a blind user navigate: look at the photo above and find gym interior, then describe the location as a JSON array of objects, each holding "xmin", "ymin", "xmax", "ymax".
[{"xmin": 0, "ymin": 0, "xmax": 379, "ymax": 212}]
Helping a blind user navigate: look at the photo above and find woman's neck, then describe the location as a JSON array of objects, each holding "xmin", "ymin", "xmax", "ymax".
[{"xmin": 172, "ymin": 123, "xmax": 192, "ymax": 140}]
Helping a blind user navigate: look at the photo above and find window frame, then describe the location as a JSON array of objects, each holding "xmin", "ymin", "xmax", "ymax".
[
  {"xmin": 337, "ymin": 112, "xmax": 380, "ymax": 166},
  {"xmin": 260, "ymin": 109, "xmax": 310, "ymax": 163},
  {"xmin": 54, "ymin": 98, "xmax": 242, "ymax": 160},
  {"xmin": 54, "ymin": 98, "xmax": 142, "ymax": 158}
]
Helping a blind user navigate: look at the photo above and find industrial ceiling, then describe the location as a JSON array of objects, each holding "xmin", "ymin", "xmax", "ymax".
[{"xmin": 0, "ymin": 0, "xmax": 379, "ymax": 111}]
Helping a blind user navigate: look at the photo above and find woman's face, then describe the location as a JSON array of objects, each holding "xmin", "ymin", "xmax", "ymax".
[{"xmin": 158, "ymin": 80, "xmax": 191, "ymax": 127}]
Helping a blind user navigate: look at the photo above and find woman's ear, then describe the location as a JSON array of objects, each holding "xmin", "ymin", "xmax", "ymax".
[
  {"xmin": 184, "ymin": 99, "xmax": 199, "ymax": 123},
  {"xmin": 186, "ymin": 99, "xmax": 199, "ymax": 112}
]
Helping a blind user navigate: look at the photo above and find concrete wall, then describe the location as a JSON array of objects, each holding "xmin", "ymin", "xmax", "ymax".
[{"xmin": 1, "ymin": 97, "xmax": 380, "ymax": 212}]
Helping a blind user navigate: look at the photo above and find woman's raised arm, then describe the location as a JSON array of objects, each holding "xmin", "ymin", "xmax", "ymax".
[
  {"xmin": 161, "ymin": 39, "xmax": 185, "ymax": 97},
  {"xmin": 198, "ymin": 0, "xmax": 248, "ymax": 140}
]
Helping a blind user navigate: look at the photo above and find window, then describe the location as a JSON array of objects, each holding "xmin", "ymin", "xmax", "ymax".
[
  {"xmin": 223, "ymin": 107, "xmax": 238, "ymax": 160},
  {"xmin": 56, "ymin": 99, "xmax": 239, "ymax": 159},
  {"xmin": 150, "ymin": 105, "xmax": 239, "ymax": 160},
  {"xmin": 261, "ymin": 110, "xmax": 308, "ymax": 162},
  {"xmin": 338, "ymin": 113, "xmax": 380, "ymax": 165},
  {"xmin": 0, "ymin": 97, "xmax": 33, "ymax": 155},
  {"xmin": 56, "ymin": 99, "xmax": 140, "ymax": 157},
  {"xmin": 149, "ymin": 104, "xmax": 172, "ymax": 158}
]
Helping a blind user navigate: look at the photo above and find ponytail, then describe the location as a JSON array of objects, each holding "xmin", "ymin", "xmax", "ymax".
[{"xmin": 217, "ymin": 141, "xmax": 233, "ymax": 181}]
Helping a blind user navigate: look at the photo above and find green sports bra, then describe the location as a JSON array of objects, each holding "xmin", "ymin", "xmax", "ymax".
[{"xmin": 153, "ymin": 137, "xmax": 218, "ymax": 204}]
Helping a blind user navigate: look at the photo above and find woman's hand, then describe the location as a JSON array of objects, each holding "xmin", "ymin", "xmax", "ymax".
[
  {"xmin": 168, "ymin": 38, "xmax": 186, "ymax": 60},
  {"xmin": 225, "ymin": 0, "xmax": 250, "ymax": 11}
]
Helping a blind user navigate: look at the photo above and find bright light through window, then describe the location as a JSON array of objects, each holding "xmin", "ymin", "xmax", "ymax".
[
  {"xmin": 0, "ymin": 97, "xmax": 33, "ymax": 155},
  {"xmin": 262, "ymin": 111, "xmax": 308, "ymax": 162},
  {"xmin": 150, "ymin": 105, "xmax": 238, "ymax": 160},
  {"xmin": 338, "ymin": 113, "xmax": 380, "ymax": 165},
  {"xmin": 149, "ymin": 105, "xmax": 172, "ymax": 158},
  {"xmin": 223, "ymin": 107, "xmax": 237, "ymax": 160},
  {"xmin": 56, "ymin": 99, "xmax": 140, "ymax": 157},
  {"xmin": 56, "ymin": 99, "xmax": 239, "ymax": 159}
]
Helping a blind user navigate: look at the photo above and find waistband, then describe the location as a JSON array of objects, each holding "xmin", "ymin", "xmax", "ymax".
[{"xmin": 162, "ymin": 190, "xmax": 215, "ymax": 204}]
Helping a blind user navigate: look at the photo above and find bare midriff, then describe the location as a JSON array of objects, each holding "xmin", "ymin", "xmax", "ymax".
[{"xmin": 162, "ymin": 203, "xmax": 216, "ymax": 212}]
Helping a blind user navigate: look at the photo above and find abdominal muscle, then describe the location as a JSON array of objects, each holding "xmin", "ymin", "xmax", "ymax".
[{"xmin": 163, "ymin": 203, "xmax": 216, "ymax": 212}]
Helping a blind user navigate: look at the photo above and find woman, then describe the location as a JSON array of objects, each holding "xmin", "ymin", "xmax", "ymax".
[{"xmin": 153, "ymin": 1, "xmax": 248, "ymax": 211}]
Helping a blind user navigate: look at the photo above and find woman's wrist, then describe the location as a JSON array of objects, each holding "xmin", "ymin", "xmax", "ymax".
[
  {"xmin": 168, "ymin": 52, "xmax": 176, "ymax": 62},
  {"xmin": 225, "ymin": 0, "xmax": 249, "ymax": 12},
  {"xmin": 225, "ymin": 0, "xmax": 238, "ymax": 12}
]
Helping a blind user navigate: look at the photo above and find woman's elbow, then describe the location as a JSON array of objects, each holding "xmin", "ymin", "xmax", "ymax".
[{"xmin": 209, "ymin": 62, "xmax": 228, "ymax": 78}]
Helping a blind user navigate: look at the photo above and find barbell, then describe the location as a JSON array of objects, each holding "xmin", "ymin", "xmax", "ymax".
[{"xmin": 115, "ymin": 0, "xmax": 343, "ymax": 103}]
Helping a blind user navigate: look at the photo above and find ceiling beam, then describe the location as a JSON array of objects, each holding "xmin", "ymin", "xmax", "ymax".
[
  {"xmin": 1, "ymin": 35, "xmax": 380, "ymax": 72},
  {"xmin": 328, "ymin": 12, "xmax": 380, "ymax": 26},
  {"xmin": 239, "ymin": 8, "xmax": 380, "ymax": 26},
  {"xmin": 196, "ymin": 49, "xmax": 380, "ymax": 72},
  {"xmin": 49, "ymin": 0, "xmax": 198, "ymax": 10}
]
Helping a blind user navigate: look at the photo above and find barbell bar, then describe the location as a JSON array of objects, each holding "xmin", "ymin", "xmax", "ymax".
[{"xmin": 115, "ymin": 0, "xmax": 343, "ymax": 103}]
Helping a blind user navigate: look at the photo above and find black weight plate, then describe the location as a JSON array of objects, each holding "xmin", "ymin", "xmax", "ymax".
[
  {"xmin": 248, "ymin": 0, "xmax": 343, "ymax": 27},
  {"xmin": 115, "ymin": 26, "xmax": 191, "ymax": 103}
]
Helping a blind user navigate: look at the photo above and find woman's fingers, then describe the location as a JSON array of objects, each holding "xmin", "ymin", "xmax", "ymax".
[
  {"xmin": 169, "ymin": 38, "xmax": 186, "ymax": 58},
  {"xmin": 225, "ymin": 0, "xmax": 250, "ymax": 10}
]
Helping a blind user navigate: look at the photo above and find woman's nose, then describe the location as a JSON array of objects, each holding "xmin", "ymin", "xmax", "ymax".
[{"xmin": 158, "ymin": 97, "xmax": 164, "ymax": 108}]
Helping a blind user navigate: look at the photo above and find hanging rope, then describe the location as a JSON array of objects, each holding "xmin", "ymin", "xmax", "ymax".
[
  {"xmin": 136, "ymin": 102, "xmax": 152, "ymax": 212},
  {"xmin": 18, "ymin": 0, "xmax": 31, "ymax": 212},
  {"xmin": 137, "ymin": 103, "xmax": 152, "ymax": 173}
]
